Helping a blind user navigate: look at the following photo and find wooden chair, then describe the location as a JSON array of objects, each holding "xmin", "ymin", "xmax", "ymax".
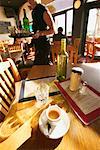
[
  {"xmin": 51, "ymin": 41, "xmax": 61, "ymax": 63},
  {"xmin": 67, "ymin": 38, "xmax": 81, "ymax": 65},
  {"xmin": 0, "ymin": 58, "xmax": 53, "ymax": 149},
  {"xmin": 0, "ymin": 58, "xmax": 21, "ymax": 123},
  {"xmin": 86, "ymin": 41, "xmax": 95, "ymax": 61},
  {"xmin": 51, "ymin": 41, "xmax": 69, "ymax": 63},
  {"xmin": 86, "ymin": 39, "xmax": 100, "ymax": 62},
  {"xmin": 73, "ymin": 38, "xmax": 81, "ymax": 64}
]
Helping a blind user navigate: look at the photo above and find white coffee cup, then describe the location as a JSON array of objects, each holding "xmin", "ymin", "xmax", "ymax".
[{"xmin": 46, "ymin": 105, "xmax": 62, "ymax": 126}]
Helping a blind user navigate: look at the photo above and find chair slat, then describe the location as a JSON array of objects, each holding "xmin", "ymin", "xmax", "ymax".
[
  {"xmin": 0, "ymin": 104, "xmax": 8, "ymax": 122},
  {"xmin": 0, "ymin": 58, "xmax": 20, "ymax": 123},
  {"xmin": 0, "ymin": 97, "xmax": 9, "ymax": 111},
  {"xmin": 7, "ymin": 58, "xmax": 21, "ymax": 81},
  {"xmin": 5, "ymin": 69, "xmax": 14, "ymax": 85},
  {"xmin": 1, "ymin": 72, "xmax": 14, "ymax": 95},
  {"xmin": 0, "ymin": 78, "xmax": 14, "ymax": 101},
  {"xmin": 0, "ymin": 87, "xmax": 11, "ymax": 104},
  {"xmin": 51, "ymin": 41, "xmax": 61, "ymax": 63}
]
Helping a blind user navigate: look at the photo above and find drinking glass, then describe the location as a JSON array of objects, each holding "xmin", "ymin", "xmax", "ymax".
[
  {"xmin": 34, "ymin": 82, "xmax": 49, "ymax": 108},
  {"xmin": 69, "ymin": 67, "xmax": 84, "ymax": 91}
]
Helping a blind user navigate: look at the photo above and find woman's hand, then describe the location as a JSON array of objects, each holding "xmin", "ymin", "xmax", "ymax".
[{"xmin": 32, "ymin": 31, "xmax": 40, "ymax": 39}]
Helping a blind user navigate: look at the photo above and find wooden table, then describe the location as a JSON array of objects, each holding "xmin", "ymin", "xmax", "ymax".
[
  {"xmin": 0, "ymin": 64, "xmax": 100, "ymax": 150},
  {"xmin": 27, "ymin": 63, "xmax": 72, "ymax": 80},
  {"xmin": 27, "ymin": 65, "xmax": 56, "ymax": 80}
]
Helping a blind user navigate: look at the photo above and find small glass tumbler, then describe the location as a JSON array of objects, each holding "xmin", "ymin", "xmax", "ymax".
[{"xmin": 35, "ymin": 82, "xmax": 49, "ymax": 107}]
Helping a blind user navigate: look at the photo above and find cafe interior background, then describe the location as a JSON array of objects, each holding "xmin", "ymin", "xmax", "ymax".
[
  {"xmin": 0, "ymin": 0, "xmax": 100, "ymax": 64},
  {"xmin": 0, "ymin": 0, "xmax": 100, "ymax": 149}
]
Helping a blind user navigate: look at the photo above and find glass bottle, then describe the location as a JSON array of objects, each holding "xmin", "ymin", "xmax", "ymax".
[
  {"xmin": 56, "ymin": 38, "xmax": 68, "ymax": 82},
  {"xmin": 18, "ymin": 20, "xmax": 22, "ymax": 31},
  {"xmin": 23, "ymin": 9, "xmax": 30, "ymax": 31}
]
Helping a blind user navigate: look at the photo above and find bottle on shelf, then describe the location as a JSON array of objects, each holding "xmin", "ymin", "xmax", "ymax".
[
  {"xmin": 56, "ymin": 38, "xmax": 68, "ymax": 82},
  {"xmin": 18, "ymin": 20, "xmax": 22, "ymax": 31},
  {"xmin": 23, "ymin": 9, "xmax": 30, "ymax": 31}
]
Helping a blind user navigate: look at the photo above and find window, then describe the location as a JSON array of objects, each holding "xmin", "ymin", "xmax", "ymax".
[
  {"xmin": 84, "ymin": 8, "xmax": 100, "ymax": 57},
  {"xmin": 54, "ymin": 14, "xmax": 65, "ymax": 34},
  {"xmin": 66, "ymin": 10, "xmax": 73, "ymax": 36},
  {"xmin": 87, "ymin": 8, "xmax": 100, "ymax": 38},
  {"xmin": 54, "ymin": 9, "xmax": 73, "ymax": 36}
]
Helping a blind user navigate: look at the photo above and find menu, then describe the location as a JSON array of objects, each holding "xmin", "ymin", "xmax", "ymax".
[
  {"xmin": 19, "ymin": 77, "xmax": 60, "ymax": 102},
  {"xmin": 55, "ymin": 79, "xmax": 100, "ymax": 125}
]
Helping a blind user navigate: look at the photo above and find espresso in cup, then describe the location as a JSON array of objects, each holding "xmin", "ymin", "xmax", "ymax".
[
  {"xmin": 46, "ymin": 105, "xmax": 61, "ymax": 125},
  {"xmin": 48, "ymin": 110, "xmax": 60, "ymax": 120}
]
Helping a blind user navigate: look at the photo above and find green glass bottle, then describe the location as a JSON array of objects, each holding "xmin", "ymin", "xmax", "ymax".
[
  {"xmin": 56, "ymin": 38, "xmax": 68, "ymax": 82},
  {"xmin": 23, "ymin": 9, "xmax": 29, "ymax": 31}
]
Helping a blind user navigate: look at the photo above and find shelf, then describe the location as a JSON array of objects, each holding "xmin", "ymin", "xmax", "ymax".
[{"xmin": 9, "ymin": 33, "xmax": 33, "ymax": 38}]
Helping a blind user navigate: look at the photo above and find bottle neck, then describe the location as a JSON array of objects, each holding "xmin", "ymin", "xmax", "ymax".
[
  {"xmin": 61, "ymin": 38, "xmax": 66, "ymax": 54},
  {"xmin": 18, "ymin": 20, "xmax": 22, "ymax": 30},
  {"xmin": 23, "ymin": 9, "xmax": 27, "ymax": 18}
]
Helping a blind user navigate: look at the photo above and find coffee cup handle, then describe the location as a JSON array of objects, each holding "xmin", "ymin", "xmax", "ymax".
[{"xmin": 55, "ymin": 104, "xmax": 60, "ymax": 109}]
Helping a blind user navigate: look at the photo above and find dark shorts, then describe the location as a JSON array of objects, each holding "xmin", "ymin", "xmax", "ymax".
[{"xmin": 31, "ymin": 37, "xmax": 51, "ymax": 65}]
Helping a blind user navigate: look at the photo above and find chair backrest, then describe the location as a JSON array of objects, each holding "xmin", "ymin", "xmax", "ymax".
[
  {"xmin": 51, "ymin": 41, "xmax": 61, "ymax": 63},
  {"xmin": 73, "ymin": 38, "xmax": 81, "ymax": 64},
  {"xmin": 0, "ymin": 58, "xmax": 21, "ymax": 123},
  {"xmin": 74, "ymin": 38, "xmax": 81, "ymax": 50},
  {"xmin": 51, "ymin": 41, "xmax": 68, "ymax": 63},
  {"xmin": 86, "ymin": 41, "xmax": 94, "ymax": 54},
  {"xmin": 86, "ymin": 41, "xmax": 96, "ymax": 61},
  {"xmin": 67, "ymin": 38, "xmax": 81, "ymax": 64},
  {"xmin": 8, "ymin": 44, "xmax": 22, "ymax": 53}
]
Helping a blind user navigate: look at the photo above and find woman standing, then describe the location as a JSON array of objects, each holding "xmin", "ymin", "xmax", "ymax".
[{"xmin": 28, "ymin": 0, "xmax": 55, "ymax": 65}]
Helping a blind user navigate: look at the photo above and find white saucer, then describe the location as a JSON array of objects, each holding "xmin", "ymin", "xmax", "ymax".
[{"xmin": 39, "ymin": 108, "xmax": 70, "ymax": 139}]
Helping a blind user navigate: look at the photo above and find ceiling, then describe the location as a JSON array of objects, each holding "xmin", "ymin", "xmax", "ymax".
[
  {"xmin": 0, "ymin": 0, "xmax": 97, "ymax": 14},
  {"xmin": 0, "ymin": 0, "xmax": 97, "ymax": 9},
  {"xmin": 0, "ymin": 0, "xmax": 27, "ymax": 9},
  {"xmin": 0, "ymin": 0, "xmax": 73, "ymax": 11}
]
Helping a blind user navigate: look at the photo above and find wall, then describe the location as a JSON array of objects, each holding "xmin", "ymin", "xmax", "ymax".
[{"xmin": 0, "ymin": 6, "xmax": 16, "ymax": 42}]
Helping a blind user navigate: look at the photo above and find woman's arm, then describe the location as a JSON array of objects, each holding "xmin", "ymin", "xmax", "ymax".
[
  {"xmin": 41, "ymin": 10, "xmax": 55, "ymax": 35},
  {"xmin": 33, "ymin": 9, "xmax": 55, "ymax": 39}
]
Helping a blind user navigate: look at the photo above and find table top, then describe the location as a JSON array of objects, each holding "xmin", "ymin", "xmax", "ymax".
[
  {"xmin": 0, "ymin": 63, "xmax": 100, "ymax": 150},
  {"xmin": 27, "ymin": 63, "xmax": 72, "ymax": 81},
  {"xmin": 27, "ymin": 65, "xmax": 56, "ymax": 80},
  {"xmin": 27, "ymin": 63, "xmax": 100, "ymax": 92},
  {"xmin": 9, "ymin": 33, "xmax": 33, "ymax": 38}
]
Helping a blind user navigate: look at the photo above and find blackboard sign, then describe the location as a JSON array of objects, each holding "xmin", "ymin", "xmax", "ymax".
[{"xmin": 0, "ymin": 21, "xmax": 11, "ymax": 34}]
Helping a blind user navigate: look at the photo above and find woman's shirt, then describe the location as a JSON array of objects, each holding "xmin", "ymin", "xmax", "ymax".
[{"xmin": 32, "ymin": 4, "xmax": 47, "ymax": 33}]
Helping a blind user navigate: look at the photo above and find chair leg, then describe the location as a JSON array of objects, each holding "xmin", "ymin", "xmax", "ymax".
[
  {"xmin": 74, "ymin": 52, "xmax": 78, "ymax": 65},
  {"xmin": 69, "ymin": 50, "xmax": 74, "ymax": 64}
]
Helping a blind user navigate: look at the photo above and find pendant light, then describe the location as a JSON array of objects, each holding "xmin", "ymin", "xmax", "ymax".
[{"xmin": 74, "ymin": 0, "xmax": 81, "ymax": 9}]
